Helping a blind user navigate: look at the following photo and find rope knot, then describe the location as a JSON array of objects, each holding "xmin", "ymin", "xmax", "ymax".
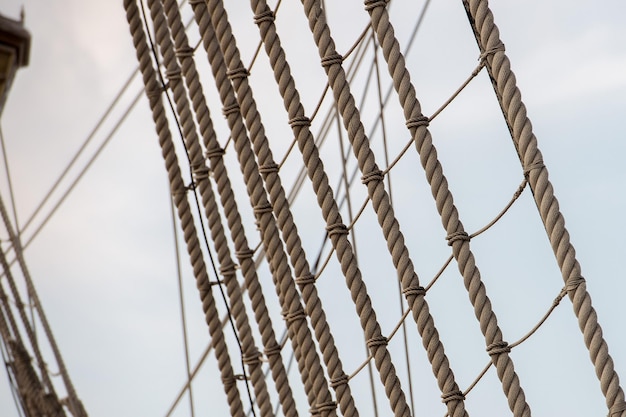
[
  {"xmin": 226, "ymin": 67, "xmax": 250, "ymax": 80},
  {"xmin": 253, "ymin": 202, "xmax": 273, "ymax": 216},
  {"xmin": 361, "ymin": 169, "xmax": 384, "ymax": 185},
  {"xmin": 326, "ymin": 223, "xmax": 349, "ymax": 237},
  {"xmin": 222, "ymin": 374, "xmax": 244, "ymax": 388},
  {"xmin": 235, "ymin": 249, "xmax": 254, "ymax": 262},
  {"xmin": 441, "ymin": 390, "xmax": 465, "ymax": 404},
  {"xmin": 282, "ymin": 307, "xmax": 307, "ymax": 324},
  {"xmin": 523, "ymin": 158, "xmax": 545, "ymax": 178},
  {"xmin": 295, "ymin": 273, "xmax": 316, "ymax": 287},
  {"xmin": 172, "ymin": 181, "xmax": 195, "ymax": 196},
  {"xmin": 406, "ymin": 116, "xmax": 429, "ymax": 129},
  {"xmin": 402, "ymin": 285, "xmax": 426, "ymax": 298},
  {"xmin": 259, "ymin": 163, "xmax": 279, "ymax": 175},
  {"xmin": 205, "ymin": 146, "xmax": 225, "ymax": 159},
  {"xmin": 321, "ymin": 53, "xmax": 343, "ymax": 68},
  {"xmin": 330, "ymin": 373, "xmax": 349, "ymax": 388},
  {"xmin": 146, "ymin": 86, "xmax": 164, "ymax": 100},
  {"xmin": 175, "ymin": 46, "xmax": 194, "ymax": 59},
  {"xmin": 242, "ymin": 349, "xmax": 262, "ymax": 366},
  {"xmin": 364, "ymin": 0, "xmax": 388, "ymax": 12},
  {"xmin": 315, "ymin": 401, "xmax": 337, "ymax": 413},
  {"xmin": 222, "ymin": 103, "xmax": 240, "ymax": 117},
  {"xmin": 289, "ymin": 116, "xmax": 312, "ymax": 128},
  {"xmin": 565, "ymin": 276, "xmax": 585, "ymax": 294},
  {"xmin": 486, "ymin": 341, "xmax": 510, "ymax": 357},
  {"xmin": 165, "ymin": 68, "xmax": 182, "ymax": 82},
  {"xmin": 366, "ymin": 336, "xmax": 388, "ymax": 350},
  {"xmin": 219, "ymin": 262, "xmax": 237, "ymax": 276},
  {"xmin": 192, "ymin": 162, "xmax": 210, "ymax": 180},
  {"xmin": 264, "ymin": 343, "xmax": 282, "ymax": 358},
  {"xmin": 253, "ymin": 9, "xmax": 275, "ymax": 25},
  {"xmin": 479, "ymin": 41, "xmax": 505, "ymax": 62},
  {"xmin": 446, "ymin": 231, "xmax": 470, "ymax": 246}
]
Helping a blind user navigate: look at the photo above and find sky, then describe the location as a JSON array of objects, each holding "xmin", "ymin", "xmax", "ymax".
[{"xmin": 0, "ymin": 0, "xmax": 625, "ymax": 416}]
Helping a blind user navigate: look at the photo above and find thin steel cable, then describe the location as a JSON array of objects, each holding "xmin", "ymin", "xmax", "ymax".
[
  {"xmin": 125, "ymin": 2, "xmax": 246, "ymax": 416},
  {"xmin": 460, "ymin": 1, "xmax": 626, "ymax": 415},
  {"xmin": 189, "ymin": 0, "xmax": 325, "ymax": 413},
  {"xmin": 160, "ymin": 1, "xmax": 298, "ymax": 415},
  {"xmin": 146, "ymin": 1, "xmax": 268, "ymax": 416}
]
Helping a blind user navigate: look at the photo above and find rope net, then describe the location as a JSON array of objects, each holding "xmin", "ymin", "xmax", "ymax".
[{"xmin": 121, "ymin": 0, "xmax": 625, "ymax": 416}]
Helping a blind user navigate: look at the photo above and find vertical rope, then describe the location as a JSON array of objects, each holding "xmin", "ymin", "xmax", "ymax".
[
  {"xmin": 124, "ymin": 2, "xmax": 245, "ymax": 415},
  {"xmin": 188, "ymin": 1, "xmax": 329, "ymax": 413},
  {"xmin": 460, "ymin": 1, "xmax": 626, "ymax": 415}
]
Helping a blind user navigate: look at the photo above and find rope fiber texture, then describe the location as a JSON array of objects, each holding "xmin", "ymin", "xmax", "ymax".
[
  {"xmin": 461, "ymin": 0, "xmax": 626, "ymax": 415},
  {"xmin": 124, "ymin": 1, "xmax": 246, "ymax": 415},
  {"xmin": 160, "ymin": 0, "xmax": 298, "ymax": 415},
  {"xmin": 189, "ymin": 1, "xmax": 336, "ymax": 414},
  {"xmin": 118, "ymin": 1, "xmax": 626, "ymax": 416},
  {"xmin": 363, "ymin": 1, "xmax": 530, "ymax": 416}
]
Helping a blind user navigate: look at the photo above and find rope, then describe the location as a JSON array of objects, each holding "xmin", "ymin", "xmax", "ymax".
[
  {"xmin": 461, "ymin": 0, "xmax": 626, "ymax": 415},
  {"xmin": 207, "ymin": 7, "xmax": 344, "ymax": 415},
  {"xmin": 189, "ymin": 1, "xmax": 331, "ymax": 414},
  {"xmin": 364, "ymin": 1, "xmax": 532, "ymax": 416},
  {"xmin": 124, "ymin": 2, "xmax": 245, "ymax": 416},
  {"xmin": 146, "ymin": 1, "xmax": 269, "ymax": 415}
]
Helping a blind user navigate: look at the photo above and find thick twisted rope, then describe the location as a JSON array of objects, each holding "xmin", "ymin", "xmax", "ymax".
[
  {"xmin": 160, "ymin": 1, "xmax": 298, "ymax": 416},
  {"xmin": 208, "ymin": 0, "xmax": 368, "ymax": 416},
  {"xmin": 124, "ymin": 2, "xmax": 245, "ymax": 415},
  {"xmin": 294, "ymin": 0, "xmax": 426, "ymax": 416},
  {"xmin": 146, "ymin": 1, "xmax": 273, "ymax": 415},
  {"xmin": 363, "ymin": 1, "xmax": 530, "ymax": 416},
  {"xmin": 189, "ymin": 1, "xmax": 333, "ymax": 413},
  {"xmin": 461, "ymin": 0, "xmax": 626, "ymax": 415},
  {"xmin": 251, "ymin": 1, "xmax": 471, "ymax": 416}
]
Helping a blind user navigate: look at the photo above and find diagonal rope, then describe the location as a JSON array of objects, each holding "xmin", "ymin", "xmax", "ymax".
[
  {"xmin": 460, "ymin": 1, "xmax": 626, "ymax": 416},
  {"xmin": 364, "ymin": 1, "xmax": 532, "ymax": 415},
  {"xmin": 189, "ymin": 1, "xmax": 330, "ymax": 414},
  {"xmin": 124, "ymin": 2, "xmax": 246, "ymax": 416}
]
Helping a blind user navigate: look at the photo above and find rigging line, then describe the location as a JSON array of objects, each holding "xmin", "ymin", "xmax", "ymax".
[
  {"xmin": 137, "ymin": 3, "xmax": 258, "ymax": 416},
  {"xmin": 332, "ymin": 0, "xmax": 433, "ymax": 213},
  {"xmin": 0, "ymin": 86, "xmax": 145, "ymax": 286},
  {"xmin": 20, "ymin": 88, "xmax": 144, "ymax": 252},
  {"xmin": 168, "ymin": 193, "xmax": 196, "ymax": 417},
  {"xmin": 18, "ymin": 69, "xmax": 138, "ymax": 236},
  {"xmin": 334, "ymin": 67, "xmax": 382, "ymax": 417},
  {"xmin": 370, "ymin": 29, "xmax": 416, "ymax": 416},
  {"xmin": 0, "ymin": 125, "xmax": 37, "ymax": 345},
  {"xmin": 17, "ymin": 0, "xmax": 195, "ymax": 246}
]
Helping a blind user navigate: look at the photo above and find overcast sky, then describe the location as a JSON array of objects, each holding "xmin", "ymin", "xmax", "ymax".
[{"xmin": 0, "ymin": 1, "xmax": 625, "ymax": 416}]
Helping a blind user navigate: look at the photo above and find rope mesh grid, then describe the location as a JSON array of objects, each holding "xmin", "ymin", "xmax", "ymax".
[{"xmin": 117, "ymin": 1, "xmax": 626, "ymax": 416}]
